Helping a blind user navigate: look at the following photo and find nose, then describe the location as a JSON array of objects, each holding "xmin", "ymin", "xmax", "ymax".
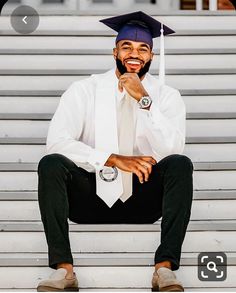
[{"xmin": 129, "ymin": 48, "xmax": 139, "ymax": 57}]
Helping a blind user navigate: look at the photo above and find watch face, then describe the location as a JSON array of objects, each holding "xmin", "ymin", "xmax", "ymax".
[
  {"xmin": 99, "ymin": 166, "xmax": 118, "ymax": 182},
  {"xmin": 142, "ymin": 98, "xmax": 150, "ymax": 106},
  {"xmin": 140, "ymin": 96, "xmax": 151, "ymax": 108}
]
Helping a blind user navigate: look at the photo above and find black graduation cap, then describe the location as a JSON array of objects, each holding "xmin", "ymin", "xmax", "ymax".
[
  {"xmin": 100, "ymin": 11, "xmax": 175, "ymax": 40},
  {"xmin": 100, "ymin": 11, "xmax": 175, "ymax": 85}
]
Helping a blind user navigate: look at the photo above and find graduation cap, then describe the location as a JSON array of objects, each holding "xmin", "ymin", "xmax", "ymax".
[{"xmin": 100, "ymin": 11, "xmax": 175, "ymax": 85}]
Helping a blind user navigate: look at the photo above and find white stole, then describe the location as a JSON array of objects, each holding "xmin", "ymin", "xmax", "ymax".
[{"xmin": 94, "ymin": 71, "xmax": 123, "ymax": 208}]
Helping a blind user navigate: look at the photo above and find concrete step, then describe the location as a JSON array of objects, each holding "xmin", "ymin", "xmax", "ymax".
[
  {"xmin": 0, "ymin": 253, "xmax": 235, "ymax": 289},
  {"xmin": 0, "ymin": 75, "xmax": 235, "ymax": 96},
  {"xmin": 1, "ymin": 190, "xmax": 236, "ymax": 201},
  {"xmin": 1, "ymin": 162, "xmax": 236, "ymax": 171},
  {"xmin": 1, "ymin": 54, "xmax": 236, "ymax": 75},
  {"xmin": 1, "ymin": 96, "xmax": 236, "ymax": 114},
  {"xmin": 1, "ymin": 112, "xmax": 236, "ymax": 120},
  {"xmin": 1, "ymin": 137, "xmax": 236, "ymax": 144},
  {"xmin": 0, "ymin": 289, "xmax": 235, "ymax": 292},
  {"xmin": 0, "ymin": 252, "xmax": 235, "ymax": 266},
  {"xmin": 1, "ymin": 220, "xmax": 236, "ymax": 232},
  {"xmin": 0, "ymin": 35, "xmax": 236, "ymax": 54},
  {"xmin": 1, "ymin": 170, "xmax": 236, "ymax": 190},
  {"xmin": 1, "ymin": 119, "xmax": 236, "ymax": 138},
  {"xmin": 0, "ymin": 222, "xmax": 235, "ymax": 253},
  {"xmin": 1, "ymin": 143, "xmax": 236, "ymax": 163},
  {"xmin": 0, "ymin": 199, "xmax": 235, "ymax": 221},
  {"xmin": 0, "ymin": 15, "xmax": 236, "ymax": 35}
]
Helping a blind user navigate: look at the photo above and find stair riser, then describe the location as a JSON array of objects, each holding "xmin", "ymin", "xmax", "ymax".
[
  {"xmin": 0, "ymin": 200, "xmax": 235, "ymax": 221},
  {"xmin": 0, "ymin": 266, "xmax": 234, "ymax": 288},
  {"xmin": 1, "ymin": 171, "xmax": 236, "ymax": 190},
  {"xmin": 0, "ymin": 55, "xmax": 235, "ymax": 74},
  {"xmin": 0, "ymin": 36, "xmax": 236, "ymax": 53},
  {"xmin": 0, "ymin": 75, "xmax": 235, "ymax": 95},
  {"xmin": 1, "ymin": 96, "xmax": 236, "ymax": 114},
  {"xmin": 0, "ymin": 120, "xmax": 236, "ymax": 138},
  {"xmin": 0, "ymin": 15, "xmax": 236, "ymax": 35},
  {"xmin": 1, "ymin": 144, "xmax": 236, "ymax": 163},
  {"xmin": 0, "ymin": 231, "xmax": 235, "ymax": 253}
]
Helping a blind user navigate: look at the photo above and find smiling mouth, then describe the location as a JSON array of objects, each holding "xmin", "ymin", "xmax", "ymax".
[{"xmin": 125, "ymin": 59, "xmax": 143, "ymax": 66}]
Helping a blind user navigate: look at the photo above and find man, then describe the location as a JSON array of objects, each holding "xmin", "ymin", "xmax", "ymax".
[{"xmin": 37, "ymin": 11, "xmax": 193, "ymax": 292}]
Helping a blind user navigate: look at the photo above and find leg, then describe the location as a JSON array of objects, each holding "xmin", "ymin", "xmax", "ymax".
[
  {"xmin": 154, "ymin": 154, "xmax": 193, "ymax": 271},
  {"xmin": 38, "ymin": 153, "xmax": 80, "ymax": 270},
  {"xmin": 38, "ymin": 153, "xmax": 116, "ymax": 269}
]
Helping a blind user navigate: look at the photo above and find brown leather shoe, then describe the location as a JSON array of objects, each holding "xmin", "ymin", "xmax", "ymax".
[
  {"xmin": 37, "ymin": 268, "xmax": 79, "ymax": 292},
  {"xmin": 152, "ymin": 267, "xmax": 184, "ymax": 292}
]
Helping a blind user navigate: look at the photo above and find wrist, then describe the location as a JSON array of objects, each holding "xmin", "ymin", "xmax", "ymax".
[
  {"xmin": 137, "ymin": 90, "xmax": 149, "ymax": 102},
  {"xmin": 105, "ymin": 153, "xmax": 117, "ymax": 167}
]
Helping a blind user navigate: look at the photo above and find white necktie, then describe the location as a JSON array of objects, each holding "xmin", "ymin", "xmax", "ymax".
[{"xmin": 119, "ymin": 93, "xmax": 135, "ymax": 202}]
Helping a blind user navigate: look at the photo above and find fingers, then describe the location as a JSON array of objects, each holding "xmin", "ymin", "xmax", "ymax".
[
  {"xmin": 141, "ymin": 156, "xmax": 157, "ymax": 165},
  {"xmin": 134, "ymin": 156, "xmax": 156, "ymax": 184},
  {"xmin": 138, "ymin": 164, "xmax": 150, "ymax": 182},
  {"xmin": 140, "ymin": 161, "xmax": 152, "ymax": 176},
  {"xmin": 135, "ymin": 169, "xmax": 145, "ymax": 184},
  {"xmin": 118, "ymin": 80, "xmax": 123, "ymax": 92},
  {"xmin": 115, "ymin": 155, "xmax": 156, "ymax": 184}
]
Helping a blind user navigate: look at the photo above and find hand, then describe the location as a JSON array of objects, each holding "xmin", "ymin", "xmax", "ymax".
[
  {"xmin": 118, "ymin": 73, "xmax": 149, "ymax": 101},
  {"xmin": 105, "ymin": 154, "xmax": 157, "ymax": 184}
]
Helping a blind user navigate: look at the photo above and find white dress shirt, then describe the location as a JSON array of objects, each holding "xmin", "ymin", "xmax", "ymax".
[{"xmin": 46, "ymin": 68, "xmax": 186, "ymax": 173}]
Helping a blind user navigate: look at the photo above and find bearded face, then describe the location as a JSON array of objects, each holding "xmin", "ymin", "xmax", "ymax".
[{"xmin": 114, "ymin": 40, "xmax": 154, "ymax": 79}]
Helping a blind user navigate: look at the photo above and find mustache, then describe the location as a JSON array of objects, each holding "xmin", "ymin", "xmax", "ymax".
[{"xmin": 116, "ymin": 57, "xmax": 152, "ymax": 78}]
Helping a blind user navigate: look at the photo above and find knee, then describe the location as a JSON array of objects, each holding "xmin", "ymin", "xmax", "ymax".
[
  {"xmin": 37, "ymin": 153, "xmax": 66, "ymax": 176},
  {"xmin": 165, "ymin": 154, "xmax": 193, "ymax": 175}
]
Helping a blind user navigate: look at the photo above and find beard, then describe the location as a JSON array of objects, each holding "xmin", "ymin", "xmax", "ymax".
[{"xmin": 116, "ymin": 57, "xmax": 152, "ymax": 79}]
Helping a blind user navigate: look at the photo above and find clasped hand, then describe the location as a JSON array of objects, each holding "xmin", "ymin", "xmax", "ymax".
[
  {"xmin": 106, "ymin": 154, "xmax": 157, "ymax": 184},
  {"xmin": 118, "ymin": 73, "xmax": 148, "ymax": 101}
]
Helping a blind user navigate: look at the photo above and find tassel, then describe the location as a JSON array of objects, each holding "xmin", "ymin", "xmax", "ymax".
[{"xmin": 159, "ymin": 23, "xmax": 165, "ymax": 86}]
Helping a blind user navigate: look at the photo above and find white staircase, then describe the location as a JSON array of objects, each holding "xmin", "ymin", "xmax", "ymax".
[{"xmin": 0, "ymin": 12, "xmax": 236, "ymax": 291}]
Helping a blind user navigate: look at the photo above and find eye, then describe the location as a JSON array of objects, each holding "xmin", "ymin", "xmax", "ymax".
[
  {"xmin": 139, "ymin": 48, "xmax": 149, "ymax": 52},
  {"xmin": 122, "ymin": 46, "xmax": 131, "ymax": 50}
]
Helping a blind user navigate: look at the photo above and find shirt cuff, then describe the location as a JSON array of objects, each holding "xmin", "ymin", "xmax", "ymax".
[
  {"xmin": 138, "ymin": 99, "xmax": 165, "ymax": 125},
  {"xmin": 87, "ymin": 149, "xmax": 113, "ymax": 170}
]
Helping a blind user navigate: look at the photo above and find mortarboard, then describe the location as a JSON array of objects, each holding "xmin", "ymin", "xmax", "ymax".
[{"xmin": 100, "ymin": 11, "xmax": 175, "ymax": 85}]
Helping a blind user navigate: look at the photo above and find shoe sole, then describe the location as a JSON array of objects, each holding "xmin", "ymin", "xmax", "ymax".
[
  {"xmin": 37, "ymin": 285, "xmax": 79, "ymax": 292},
  {"xmin": 152, "ymin": 284, "xmax": 184, "ymax": 292}
]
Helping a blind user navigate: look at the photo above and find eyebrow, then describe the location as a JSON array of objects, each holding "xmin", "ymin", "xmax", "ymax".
[{"xmin": 120, "ymin": 41, "xmax": 150, "ymax": 49}]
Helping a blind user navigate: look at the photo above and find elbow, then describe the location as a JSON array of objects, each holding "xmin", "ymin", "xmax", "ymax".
[{"xmin": 170, "ymin": 134, "xmax": 185, "ymax": 154}]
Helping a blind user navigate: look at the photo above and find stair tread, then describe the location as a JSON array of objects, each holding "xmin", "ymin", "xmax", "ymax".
[
  {"xmin": 1, "ymin": 49, "xmax": 236, "ymax": 55},
  {"xmin": 0, "ymin": 252, "xmax": 235, "ymax": 266},
  {"xmin": 1, "ymin": 161, "xmax": 236, "ymax": 171},
  {"xmin": 0, "ymin": 137, "xmax": 236, "ymax": 144},
  {"xmin": 1, "ymin": 112, "xmax": 236, "ymax": 120},
  {"xmin": 0, "ymin": 190, "xmax": 236, "ymax": 201},
  {"xmin": 0, "ymin": 220, "xmax": 236, "ymax": 232}
]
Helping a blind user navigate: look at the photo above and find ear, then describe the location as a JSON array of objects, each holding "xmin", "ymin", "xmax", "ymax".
[
  {"xmin": 113, "ymin": 47, "xmax": 118, "ymax": 60},
  {"xmin": 151, "ymin": 51, "xmax": 154, "ymax": 59}
]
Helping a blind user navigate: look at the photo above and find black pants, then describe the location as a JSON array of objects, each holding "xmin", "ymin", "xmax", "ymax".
[{"xmin": 38, "ymin": 153, "xmax": 193, "ymax": 271}]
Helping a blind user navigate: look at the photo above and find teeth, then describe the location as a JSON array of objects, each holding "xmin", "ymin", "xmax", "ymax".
[{"xmin": 127, "ymin": 60, "xmax": 141, "ymax": 65}]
